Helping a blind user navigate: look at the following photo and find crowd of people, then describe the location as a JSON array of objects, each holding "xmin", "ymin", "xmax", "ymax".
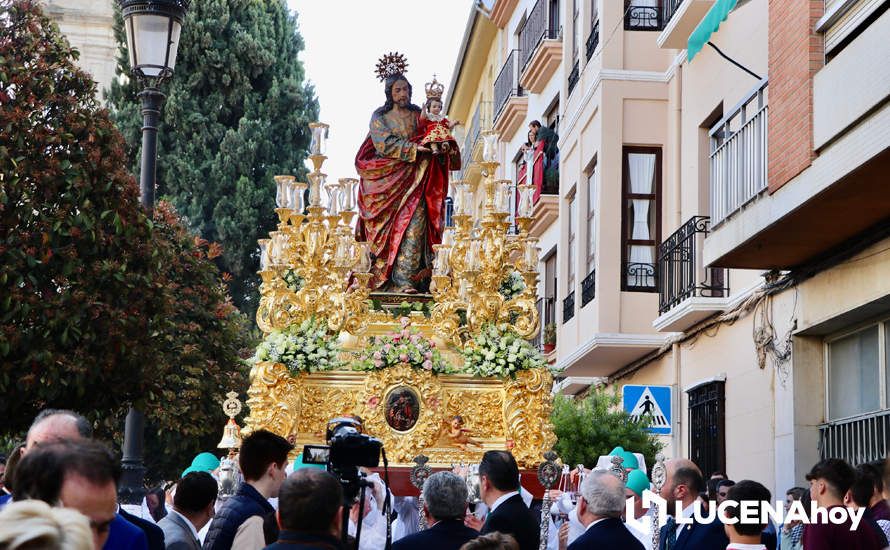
[{"xmin": 1, "ymin": 409, "xmax": 890, "ymax": 550}]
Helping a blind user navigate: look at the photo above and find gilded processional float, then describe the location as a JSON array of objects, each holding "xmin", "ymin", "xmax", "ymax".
[{"xmin": 242, "ymin": 56, "xmax": 557, "ymax": 482}]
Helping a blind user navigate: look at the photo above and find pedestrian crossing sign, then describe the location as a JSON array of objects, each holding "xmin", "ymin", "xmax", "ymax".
[{"xmin": 622, "ymin": 385, "xmax": 672, "ymax": 435}]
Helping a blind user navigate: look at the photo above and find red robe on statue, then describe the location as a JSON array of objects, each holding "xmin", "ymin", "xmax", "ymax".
[{"xmin": 354, "ymin": 107, "xmax": 459, "ymax": 291}]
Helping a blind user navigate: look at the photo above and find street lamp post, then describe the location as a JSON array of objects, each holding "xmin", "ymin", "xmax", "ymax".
[{"xmin": 117, "ymin": 0, "xmax": 190, "ymax": 505}]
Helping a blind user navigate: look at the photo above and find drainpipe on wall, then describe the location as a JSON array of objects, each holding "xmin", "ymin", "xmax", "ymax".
[
  {"xmin": 671, "ymin": 62, "xmax": 683, "ymax": 228},
  {"xmin": 672, "ymin": 341, "xmax": 681, "ymax": 458}
]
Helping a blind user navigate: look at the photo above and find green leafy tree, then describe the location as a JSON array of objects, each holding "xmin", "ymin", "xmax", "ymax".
[
  {"xmin": 551, "ymin": 388, "xmax": 663, "ymax": 469},
  {"xmin": 107, "ymin": 0, "xmax": 319, "ymax": 319},
  {"xmin": 0, "ymin": 0, "xmax": 250, "ymax": 480}
]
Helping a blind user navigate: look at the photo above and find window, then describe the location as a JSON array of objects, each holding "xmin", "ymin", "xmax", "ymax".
[
  {"xmin": 827, "ymin": 322, "xmax": 890, "ymax": 420},
  {"xmin": 621, "ymin": 147, "xmax": 661, "ymax": 291},
  {"xmin": 688, "ymin": 381, "xmax": 725, "ymax": 479},
  {"xmin": 585, "ymin": 164, "xmax": 597, "ymax": 274},
  {"xmin": 567, "ymin": 190, "xmax": 577, "ymax": 290},
  {"xmin": 572, "ymin": 0, "xmax": 579, "ymax": 60}
]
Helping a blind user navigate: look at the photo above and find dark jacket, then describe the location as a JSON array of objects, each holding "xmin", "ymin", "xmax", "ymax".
[
  {"xmin": 567, "ymin": 517, "xmax": 644, "ymax": 550},
  {"xmin": 119, "ymin": 507, "xmax": 166, "ymax": 550},
  {"xmin": 105, "ymin": 513, "xmax": 149, "ymax": 550},
  {"xmin": 264, "ymin": 530, "xmax": 343, "ymax": 549},
  {"xmin": 204, "ymin": 483, "xmax": 275, "ymax": 550},
  {"xmin": 481, "ymin": 494, "xmax": 539, "ymax": 550},
  {"xmin": 393, "ymin": 518, "xmax": 479, "ymax": 550},
  {"xmin": 658, "ymin": 515, "xmax": 728, "ymax": 550}
]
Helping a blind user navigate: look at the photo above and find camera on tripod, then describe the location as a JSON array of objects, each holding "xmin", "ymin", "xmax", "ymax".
[{"xmin": 302, "ymin": 416, "xmax": 383, "ymax": 501}]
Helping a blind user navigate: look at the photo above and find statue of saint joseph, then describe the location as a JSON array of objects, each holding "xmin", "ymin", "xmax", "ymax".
[{"xmin": 355, "ymin": 55, "xmax": 460, "ymax": 294}]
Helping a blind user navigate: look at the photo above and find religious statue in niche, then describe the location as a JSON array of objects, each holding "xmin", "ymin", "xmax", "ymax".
[
  {"xmin": 438, "ymin": 414, "xmax": 482, "ymax": 450},
  {"xmin": 385, "ymin": 386, "xmax": 420, "ymax": 432},
  {"xmin": 355, "ymin": 53, "xmax": 461, "ymax": 295}
]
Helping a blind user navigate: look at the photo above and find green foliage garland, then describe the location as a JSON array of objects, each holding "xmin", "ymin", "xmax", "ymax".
[
  {"xmin": 254, "ymin": 318, "xmax": 342, "ymax": 374},
  {"xmin": 499, "ymin": 271, "xmax": 526, "ymax": 300},
  {"xmin": 462, "ymin": 324, "xmax": 546, "ymax": 378}
]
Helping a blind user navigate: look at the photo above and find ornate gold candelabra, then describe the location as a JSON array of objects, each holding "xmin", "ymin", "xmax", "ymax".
[
  {"xmin": 431, "ymin": 131, "xmax": 541, "ymax": 345},
  {"xmin": 255, "ymin": 122, "xmax": 373, "ymax": 336}
]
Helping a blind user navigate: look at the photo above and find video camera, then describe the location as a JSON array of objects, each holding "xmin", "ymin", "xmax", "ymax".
[{"xmin": 302, "ymin": 417, "xmax": 382, "ymax": 502}]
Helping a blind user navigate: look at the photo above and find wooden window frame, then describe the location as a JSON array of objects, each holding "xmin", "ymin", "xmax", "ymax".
[{"xmin": 621, "ymin": 146, "xmax": 662, "ymax": 292}]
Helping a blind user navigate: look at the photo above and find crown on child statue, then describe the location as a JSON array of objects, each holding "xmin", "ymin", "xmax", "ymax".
[
  {"xmin": 375, "ymin": 52, "xmax": 409, "ymax": 81},
  {"xmin": 425, "ymin": 75, "xmax": 445, "ymax": 101}
]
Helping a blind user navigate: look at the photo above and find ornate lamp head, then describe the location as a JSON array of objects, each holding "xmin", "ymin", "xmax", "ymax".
[
  {"xmin": 375, "ymin": 52, "xmax": 409, "ymax": 81},
  {"xmin": 217, "ymin": 391, "xmax": 243, "ymax": 450}
]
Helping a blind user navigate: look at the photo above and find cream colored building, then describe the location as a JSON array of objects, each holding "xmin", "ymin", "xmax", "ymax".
[
  {"xmin": 448, "ymin": 0, "xmax": 890, "ymax": 498},
  {"xmin": 42, "ymin": 0, "xmax": 117, "ymax": 99}
]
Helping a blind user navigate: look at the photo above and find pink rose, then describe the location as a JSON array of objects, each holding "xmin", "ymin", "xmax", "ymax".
[
  {"xmin": 424, "ymin": 351, "xmax": 432, "ymax": 360},
  {"xmin": 392, "ymin": 335, "xmax": 401, "ymax": 343},
  {"xmin": 401, "ymin": 329, "xmax": 410, "ymax": 339},
  {"xmin": 367, "ymin": 396, "xmax": 380, "ymax": 408},
  {"xmin": 383, "ymin": 344, "xmax": 391, "ymax": 353},
  {"xmin": 410, "ymin": 334, "xmax": 420, "ymax": 344},
  {"xmin": 400, "ymin": 317, "xmax": 410, "ymax": 327},
  {"xmin": 423, "ymin": 360, "xmax": 433, "ymax": 370},
  {"xmin": 373, "ymin": 359, "xmax": 383, "ymax": 368},
  {"xmin": 399, "ymin": 354, "xmax": 409, "ymax": 362},
  {"xmin": 373, "ymin": 351, "xmax": 382, "ymax": 360}
]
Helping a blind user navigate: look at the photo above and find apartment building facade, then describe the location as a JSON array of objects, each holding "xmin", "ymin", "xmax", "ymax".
[{"xmin": 448, "ymin": 0, "xmax": 890, "ymax": 497}]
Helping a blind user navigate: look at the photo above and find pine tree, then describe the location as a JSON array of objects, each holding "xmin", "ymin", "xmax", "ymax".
[
  {"xmin": 107, "ymin": 0, "xmax": 319, "ymax": 318},
  {"xmin": 1, "ymin": 0, "xmax": 250, "ymax": 479}
]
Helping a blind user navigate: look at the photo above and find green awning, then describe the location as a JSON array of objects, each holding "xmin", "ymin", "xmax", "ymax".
[{"xmin": 687, "ymin": 0, "xmax": 739, "ymax": 61}]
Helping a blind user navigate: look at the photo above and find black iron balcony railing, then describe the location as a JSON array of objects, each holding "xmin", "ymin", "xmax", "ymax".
[
  {"xmin": 657, "ymin": 216, "xmax": 729, "ymax": 315},
  {"xmin": 567, "ymin": 60, "xmax": 580, "ymax": 96},
  {"xmin": 519, "ymin": 0, "xmax": 561, "ymax": 71},
  {"xmin": 531, "ymin": 296, "xmax": 556, "ymax": 350},
  {"xmin": 662, "ymin": 0, "xmax": 683, "ymax": 29},
  {"xmin": 494, "ymin": 50, "xmax": 524, "ymax": 121},
  {"xmin": 563, "ymin": 290, "xmax": 575, "ymax": 323},
  {"xmin": 625, "ymin": 262, "xmax": 657, "ymax": 292},
  {"xmin": 624, "ymin": 0, "xmax": 662, "ymax": 30},
  {"xmin": 585, "ymin": 20, "xmax": 600, "ymax": 61},
  {"xmin": 581, "ymin": 270, "xmax": 595, "ymax": 306},
  {"xmin": 820, "ymin": 409, "xmax": 890, "ymax": 466}
]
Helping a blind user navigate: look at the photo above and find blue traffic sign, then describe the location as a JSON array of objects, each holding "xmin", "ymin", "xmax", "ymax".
[{"xmin": 622, "ymin": 385, "xmax": 672, "ymax": 435}]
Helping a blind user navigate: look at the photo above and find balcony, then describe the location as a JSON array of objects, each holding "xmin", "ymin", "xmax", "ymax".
[
  {"xmin": 528, "ymin": 192, "xmax": 559, "ymax": 238},
  {"xmin": 585, "ymin": 20, "xmax": 600, "ymax": 61},
  {"xmin": 567, "ymin": 60, "xmax": 580, "ymax": 96},
  {"xmin": 656, "ymin": 0, "xmax": 716, "ymax": 48},
  {"xmin": 654, "ymin": 216, "xmax": 730, "ymax": 332},
  {"xmin": 624, "ymin": 0, "xmax": 662, "ymax": 31},
  {"xmin": 581, "ymin": 269, "xmax": 595, "ymax": 306},
  {"xmin": 531, "ymin": 296, "xmax": 557, "ymax": 351},
  {"xmin": 624, "ymin": 262, "xmax": 656, "ymax": 292},
  {"xmin": 563, "ymin": 291, "xmax": 575, "ymax": 323},
  {"xmin": 458, "ymin": 101, "xmax": 492, "ymax": 183},
  {"xmin": 490, "ymin": 0, "xmax": 520, "ymax": 28},
  {"xmin": 709, "ymin": 79, "xmax": 768, "ymax": 227},
  {"xmin": 492, "ymin": 50, "xmax": 527, "ymax": 141},
  {"xmin": 518, "ymin": 0, "xmax": 562, "ymax": 94},
  {"xmin": 820, "ymin": 409, "xmax": 890, "ymax": 466}
]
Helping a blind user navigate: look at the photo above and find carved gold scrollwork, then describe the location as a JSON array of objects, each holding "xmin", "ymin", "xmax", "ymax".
[{"xmin": 503, "ymin": 369, "xmax": 556, "ymax": 467}]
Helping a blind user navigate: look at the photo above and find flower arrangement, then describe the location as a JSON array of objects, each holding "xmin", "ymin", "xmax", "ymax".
[
  {"xmin": 462, "ymin": 323, "xmax": 546, "ymax": 378},
  {"xmin": 283, "ymin": 269, "xmax": 303, "ymax": 293},
  {"xmin": 253, "ymin": 317, "xmax": 343, "ymax": 374},
  {"xmin": 499, "ymin": 271, "xmax": 526, "ymax": 300},
  {"xmin": 356, "ymin": 317, "xmax": 451, "ymax": 374}
]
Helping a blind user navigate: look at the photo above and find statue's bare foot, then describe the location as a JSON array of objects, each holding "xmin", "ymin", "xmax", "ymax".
[{"xmin": 399, "ymin": 286, "xmax": 418, "ymax": 295}]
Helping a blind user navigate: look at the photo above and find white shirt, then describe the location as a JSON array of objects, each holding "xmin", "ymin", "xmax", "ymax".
[
  {"xmin": 169, "ymin": 509, "xmax": 200, "ymax": 542},
  {"xmin": 669, "ymin": 502, "xmax": 697, "ymax": 543},
  {"xmin": 726, "ymin": 544, "xmax": 767, "ymax": 550},
  {"xmin": 626, "ymin": 508, "xmax": 655, "ymax": 550},
  {"xmin": 490, "ymin": 491, "xmax": 521, "ymax": 513}
]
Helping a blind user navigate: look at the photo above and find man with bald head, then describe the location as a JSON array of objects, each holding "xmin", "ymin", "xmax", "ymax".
[
  {"xmin": 24, "ymin": 408, "xmax": 93, "ymax": 453},
  {"xmin": 568, "ymin": 471, "xmax": 643, "ymax": 549},
  {"xmin": 657, "ymin": 458, "xmax": 727, "ymax": 550}
]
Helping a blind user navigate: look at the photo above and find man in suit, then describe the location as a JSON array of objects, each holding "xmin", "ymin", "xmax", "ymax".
[
  {"xmin": 657, "ymin": 458, "xmax": 727, "ymax": 550},
  {"xmin": 568, "ymin": 471, "xmax": 643, "ymax": 549},
  {"xmin": 466, "ymin": 451, "xmax": 539, "ymax": 550},
  {"xmin": 159, "ymin": 472, "xmax": 218, "ymax": 549},
  {"xmin": 266, "ymin": 468, "xmax": 343, "ymax": 549},
  {"xmin": 394, "ymin": 471, "xmax": 479, "ymax": 550}
]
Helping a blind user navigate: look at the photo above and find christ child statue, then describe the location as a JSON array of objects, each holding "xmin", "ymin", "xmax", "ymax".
[{"xmin": 419, "ymin": 77, "xmax": 459, "ymax": 155}]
